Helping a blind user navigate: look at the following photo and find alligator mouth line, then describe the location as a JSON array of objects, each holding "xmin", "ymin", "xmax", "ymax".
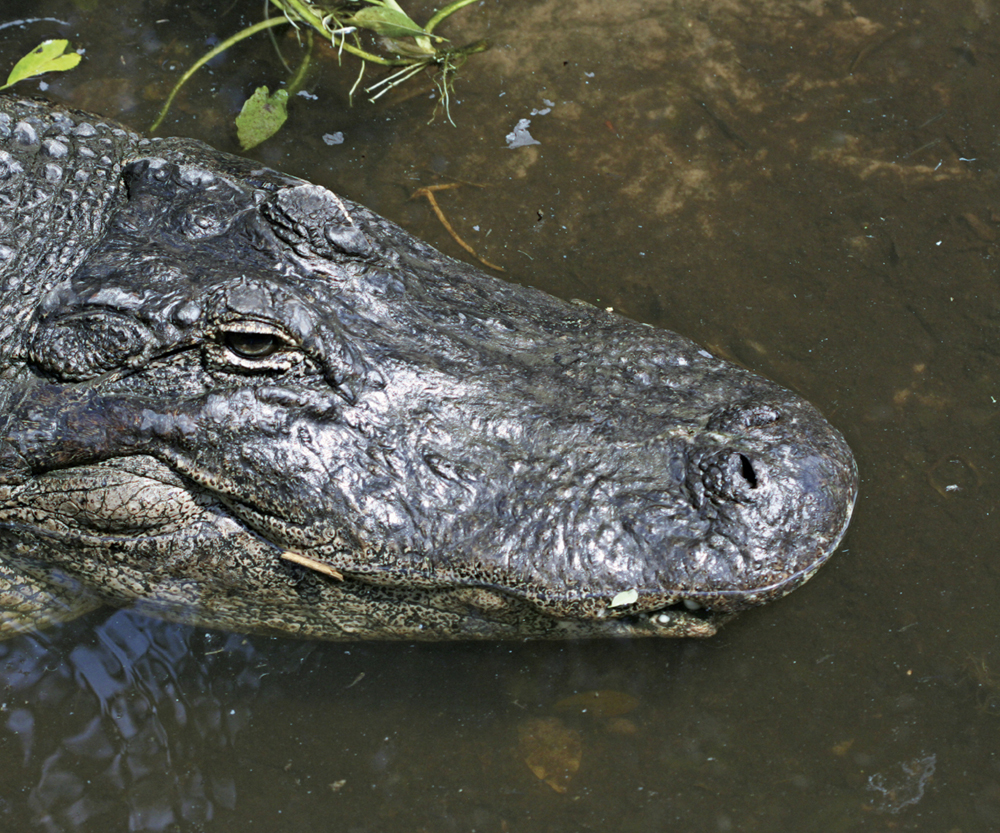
[
  {"xmin": 619, "ymin": 602, "xmax": 728, "ymax": 637},
  {"xmin": 647, "ymin": 600, "xmax": 724, "ymax": 623}
]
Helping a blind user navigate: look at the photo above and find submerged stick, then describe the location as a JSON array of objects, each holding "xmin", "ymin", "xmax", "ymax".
[{"xmin": 412, "ymin": 183, "xmax": 504, "ymax": 271}]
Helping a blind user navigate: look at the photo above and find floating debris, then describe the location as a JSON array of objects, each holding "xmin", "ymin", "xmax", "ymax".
[
  {"xmin": 867, "ymin": 753, "xmax": 936, "ymax": 813},
  {"xmin": 506, "ymin": 118, "xmax": 540, "ymax": 149}
]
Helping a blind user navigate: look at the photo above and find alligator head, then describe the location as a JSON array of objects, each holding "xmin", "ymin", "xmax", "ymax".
[{"xmin": 0, "ymin": 97, "xmax": 857, "ymax": 639}]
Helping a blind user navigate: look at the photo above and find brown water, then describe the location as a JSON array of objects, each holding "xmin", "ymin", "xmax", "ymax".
[{"xmin": 1, "ymin": 0, "xmax": 999, "ymax": 830}]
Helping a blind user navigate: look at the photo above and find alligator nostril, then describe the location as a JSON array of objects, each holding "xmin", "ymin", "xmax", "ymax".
[
  {"xmin": 701, "ymin": 449, "xmax": 762, "ymax": 500},
  {"xmin": 739, "ymin": 454, "xmax": 758, "ymax": 488}
]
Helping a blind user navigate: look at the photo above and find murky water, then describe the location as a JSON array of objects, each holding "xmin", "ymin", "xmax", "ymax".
[{"xmin": 1, "ymin": 0, "xmax": 999, "ymax": 829}]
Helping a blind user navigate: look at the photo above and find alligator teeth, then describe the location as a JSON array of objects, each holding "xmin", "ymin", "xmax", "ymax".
[
  {"xmin": 609, "ymin": 588, "xmax": 639, "ymax": 608},
  {"xmin": 651, "ymin": 599, "xmax": 701, "ymax": 624}
]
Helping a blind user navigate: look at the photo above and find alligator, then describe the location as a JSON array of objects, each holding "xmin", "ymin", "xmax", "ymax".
[{"xmin": 0, "ymin": 95, "xmax": 858, "ymax": 640}]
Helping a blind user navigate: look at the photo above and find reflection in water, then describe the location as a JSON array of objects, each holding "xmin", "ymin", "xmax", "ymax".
[{"xmin": 0, "ymin": 612, "xmax": 312, "ymax": 831}]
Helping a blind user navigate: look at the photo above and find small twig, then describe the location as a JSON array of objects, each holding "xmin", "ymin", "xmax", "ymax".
[
  {"xmin": 412, "ymin": 183, "xmax": 504, "ymax": 271},
  {"xmin": 692, "ymin": 97, "xmax": 750, "ymax": 151},
  {"xmin": 281, "ymin": 550, "xmax": 344, "ymax": 580},
  {"xmin": 849, "ymin": 28, "xmax": 902, "ymax": 74}
]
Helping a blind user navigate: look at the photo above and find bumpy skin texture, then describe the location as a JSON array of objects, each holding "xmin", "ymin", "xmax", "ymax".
[{"xmin": 0, "ymin": 96, "xmax": 858, "ymax": 640}]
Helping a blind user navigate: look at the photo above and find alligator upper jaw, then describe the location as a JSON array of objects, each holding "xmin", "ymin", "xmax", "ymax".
[{"xmin": 0, "ymin": 355, "xmax": 857, "ymax": 630}]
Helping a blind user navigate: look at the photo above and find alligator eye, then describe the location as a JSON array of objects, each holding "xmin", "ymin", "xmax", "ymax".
[{"xmin": 223, "ymin": 331, "xmax": 282, "ymax": 359}]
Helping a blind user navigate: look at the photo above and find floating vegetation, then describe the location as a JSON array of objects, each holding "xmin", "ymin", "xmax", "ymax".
[
  {"xmin": 235, "ymin": 85, "xmax": 291, "ymax": 150},
  {"xmin": 1, "ymin": 40, "xmax": 81, "ymax": 91},
  {"xmin": 151, "ymin": 0, "xmax": 488, "ymax": 144}
]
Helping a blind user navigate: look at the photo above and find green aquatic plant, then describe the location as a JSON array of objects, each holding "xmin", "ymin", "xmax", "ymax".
[
  {"xmin": 151, "ymin": 0, "xmax": 486, "ymax": 143},
  {"xmin": 1, "ymin": 40, "xmax": 81, "ymax": 91}
]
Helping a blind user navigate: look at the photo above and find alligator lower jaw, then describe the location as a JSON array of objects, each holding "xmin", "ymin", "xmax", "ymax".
[
  {"xmin": 527, "ymin": 606, "xmax": 728, "ymax": 639},
  {"xmin": 0, "ymin": 459, "xmax": 733, "ymax": 640}
]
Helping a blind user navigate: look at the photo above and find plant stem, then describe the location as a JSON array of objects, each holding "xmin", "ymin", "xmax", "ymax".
[
  {"xmin": 426, "ymin": 0, "xmax": 481, "ymax": 34},
  {"xmin": 150, "ymin": 17, "xmax": 287, "ymax": 132},
  {"xmin": 286, "ymin": 29, "xmax": 313, "ymax": 96},
  {"xmin": 268, "ymin": 0, "xmax": 403, "ymax": 66}
]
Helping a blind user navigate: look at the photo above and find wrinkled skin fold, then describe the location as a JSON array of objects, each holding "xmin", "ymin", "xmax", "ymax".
[{"xmin": 0, "ymin": 96, "xmax": 858, "ymax": 640}]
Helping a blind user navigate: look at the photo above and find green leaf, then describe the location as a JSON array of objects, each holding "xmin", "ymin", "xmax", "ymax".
[
  {"xmin": 235, "ymin": 86, "xmax": 289, "ymax": 150},
  {"xmin": 362, "ymin": 0, "xmax": 408, "ymax": 13},
  {"xmin": 2, "ymin": 40, "xmax": 81, "ymax": 91},
  {"xmin": 349, "ymin": 7, "xmax": 429, "ymax": 39}
]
